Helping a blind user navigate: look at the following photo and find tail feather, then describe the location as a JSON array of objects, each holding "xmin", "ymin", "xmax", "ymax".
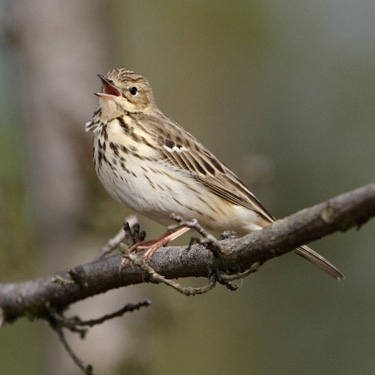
[{"xmin": 294, "ymin": 245, "xmax": 344, "ymax": 280}]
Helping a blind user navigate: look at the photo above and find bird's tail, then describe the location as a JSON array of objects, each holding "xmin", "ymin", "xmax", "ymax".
[{"xmin": 294, "ymin": 245, "xmax": 344, "ymax": 280}]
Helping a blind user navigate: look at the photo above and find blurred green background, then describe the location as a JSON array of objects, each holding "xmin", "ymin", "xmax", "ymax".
[{"xmin": 1, "ymin": 1, "xmax": 374, "ymax": 374}]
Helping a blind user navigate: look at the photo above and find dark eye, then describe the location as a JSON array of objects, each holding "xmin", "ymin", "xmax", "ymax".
[{"xmin": 129, "ymin": 86, "xmax": 138, "ymax": 95}]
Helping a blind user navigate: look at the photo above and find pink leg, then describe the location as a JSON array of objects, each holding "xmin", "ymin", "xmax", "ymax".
[{"xmin": 130, "ymin": 226, "xmax": 191, "ymax": 260}]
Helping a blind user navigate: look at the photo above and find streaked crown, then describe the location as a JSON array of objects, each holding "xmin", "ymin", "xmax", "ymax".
[{"xmin": 96, "ymin": 68, "xmax": 156, "ymax": 119}]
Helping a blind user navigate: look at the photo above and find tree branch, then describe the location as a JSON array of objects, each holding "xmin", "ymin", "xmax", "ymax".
[{"xmin": 1, "ymin": 183, "xmax": 374, "ymax": 325}]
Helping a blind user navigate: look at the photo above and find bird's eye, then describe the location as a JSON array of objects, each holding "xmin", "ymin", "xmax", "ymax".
[{"xmin": 129, "ymin": 86, "xmax": 138, "ymax": 95}]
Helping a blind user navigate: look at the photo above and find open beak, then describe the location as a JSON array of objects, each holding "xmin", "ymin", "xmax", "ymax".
[{"xmin": 95, "ymin": 74, "xmax": 121, "ymax": 98}]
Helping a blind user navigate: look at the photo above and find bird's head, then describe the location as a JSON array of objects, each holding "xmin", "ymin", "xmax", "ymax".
[{"xmin": 95, "ymin": 68, "xmax": 156, "ymax": 120}]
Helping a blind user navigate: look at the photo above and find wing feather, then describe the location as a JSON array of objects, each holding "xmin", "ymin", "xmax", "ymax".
[{"xmin": 149, "ymin": 116, "xmax": 275, "ymax": 223}]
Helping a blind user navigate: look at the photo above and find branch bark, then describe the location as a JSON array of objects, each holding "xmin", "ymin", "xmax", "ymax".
[{"xmin": 1, "ymin": 183, "xmax": 374, "ymax": 325}]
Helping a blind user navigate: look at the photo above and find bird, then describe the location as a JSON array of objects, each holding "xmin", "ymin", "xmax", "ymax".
[{"xmin": 85, "ymin": 68, "xmax": 343, "ymax": 280}]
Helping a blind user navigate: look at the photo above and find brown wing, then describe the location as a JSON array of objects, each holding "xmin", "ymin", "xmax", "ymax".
[{"xmin": 151, "ymin": 116, "xmax": 275, "ymax": 223}]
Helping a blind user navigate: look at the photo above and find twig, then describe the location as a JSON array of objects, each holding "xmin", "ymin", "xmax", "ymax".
[
  {"xmin": 96, "ymin": 214, "xmax": 139, "ymax": 259},
  {"xmin": 169, "ymin": 214, "xmax": 222, "ymax": 256},
  {"xmin": 50, "ymin": 319, "xmax": 93, "ymax": 375},
  {"xmin": 55, "ymin": 300, "xmax": 151, "ymax": 330},
  {"xmin": 218, "ymin": 262, "xmax": 261, "ymax": 281},
  {"xmin": 48, "ymin": 299, "xmax": 151, "ymax": 374},
  {"xmin": 216, "ymin": 262, "xmax": 261, "ymax": 291},
  {"xmin": 120, "ymin": 244, "xmax": 217, "ymax": 296}
]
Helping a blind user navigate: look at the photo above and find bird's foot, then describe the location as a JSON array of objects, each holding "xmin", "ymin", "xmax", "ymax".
[{"xmin": 120, "ymin": 226, "xmax": 190, "ymax": 268}]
